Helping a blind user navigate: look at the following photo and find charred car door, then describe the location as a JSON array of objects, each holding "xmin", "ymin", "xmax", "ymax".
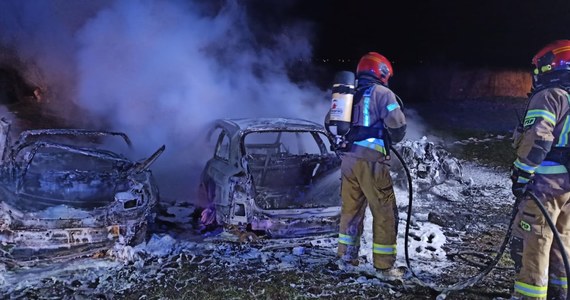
[{"xmin": 199, "ymin": 127, "xmax": 242, "ymax": 223}]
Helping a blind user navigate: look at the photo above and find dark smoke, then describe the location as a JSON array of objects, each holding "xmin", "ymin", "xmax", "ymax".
[{"xmin": 0, "ymin": 0, "xmax": 328, "ymax": 201}]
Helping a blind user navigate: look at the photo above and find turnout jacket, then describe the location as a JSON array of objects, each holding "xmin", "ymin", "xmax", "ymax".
[{"xmin": 513, "ymin": 87, "xmax": 570, "ymax": 175}]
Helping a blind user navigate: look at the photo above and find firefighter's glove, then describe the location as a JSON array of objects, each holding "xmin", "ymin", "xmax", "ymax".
[{"xmin": 510, "ymin": 167, "xmax": 533, "ymax": 199}]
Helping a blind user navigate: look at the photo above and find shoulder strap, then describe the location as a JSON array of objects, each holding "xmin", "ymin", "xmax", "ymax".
[{"xmin": 363, "ymin": 86, "xmax": 373, "ymax": 97}]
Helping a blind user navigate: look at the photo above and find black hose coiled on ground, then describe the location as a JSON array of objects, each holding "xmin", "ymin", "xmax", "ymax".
[
  {"xmin": 392, "ymin": 144, "xmax": 570, "ymax": 299},
  {"xmin": 391, "ymin": 145, "xmax": 518, "ymax": 298}
]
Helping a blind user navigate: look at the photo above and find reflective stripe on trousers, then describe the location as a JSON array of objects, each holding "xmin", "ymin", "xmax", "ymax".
[
  {"xmin": 339, "ymin": 233, "xmax": 360, "ymax": 246},
  {"xmin": 514, "ymin": 281, "xmax": 547, "ymax": 298},
  {"xmin": 337, "ymin": 154, "xmax": 398, "ymax": 270},
  {"xmin": 510, "ymin": 161, "xmax": 570, "ymax": 300},
  {"xmin": 373, "ymin": 243, "xmax": 397, "ymax": 255}
]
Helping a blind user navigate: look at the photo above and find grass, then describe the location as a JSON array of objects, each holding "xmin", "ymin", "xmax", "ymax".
[
  {"xmin": 407, "ymin": 96, "xmax": 525, "ymax": 170},
  {"xmin": 119, "ymin": 258, "xmax": 420, "ymax": 300},
  {"xmin": 442, "ymin": 129, "xmax": 516, "ymax": 170}
]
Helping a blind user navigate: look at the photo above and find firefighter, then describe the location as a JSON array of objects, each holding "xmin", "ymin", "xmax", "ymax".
[
  {"xmin": 510, "ymin": 40, "xmax": 570, "ymax": 300},
  {"xmin": 331, "ymin": 52, "xmax": 407, "ymax": 278}
]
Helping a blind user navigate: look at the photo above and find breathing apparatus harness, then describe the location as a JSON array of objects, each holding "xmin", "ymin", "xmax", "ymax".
[
  {"xmin": 345, "ymin": 86, "xmax": 390, "ymax": 152},
  {"xmin": 326, "ymin": 72, "xmax": 397, "ymax": 155}
]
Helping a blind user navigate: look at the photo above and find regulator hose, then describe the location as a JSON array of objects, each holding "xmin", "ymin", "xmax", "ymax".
[{"xmin": 392, "ymin": 145, "xmax": 570, "ymax": 299}]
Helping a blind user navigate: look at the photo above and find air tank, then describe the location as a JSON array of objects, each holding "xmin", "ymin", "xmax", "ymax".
[{"xmin": 329, "ymin": 71, "xmax": 355, "ymax": 137}]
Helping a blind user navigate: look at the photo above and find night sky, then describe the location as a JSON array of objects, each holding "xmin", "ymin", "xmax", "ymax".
[
  {"xmin": 248, "ymin": 0, "xmax": 570, "ymax": 70},
  {"xmin": 0, "ymin": 0, "xmax": 559, "ymax": 200}
]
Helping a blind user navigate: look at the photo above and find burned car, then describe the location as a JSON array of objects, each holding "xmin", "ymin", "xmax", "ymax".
[
  {"xmin": 392, "ymin": 137, "xmax": 463, "ymax": 187},
  {"xmin": 198, "ymin": 118, "xmax": 341, "ymax": 238},
  {"xmin": 0, "ymin": 118, "xmax": 164, "ymax": 265}
]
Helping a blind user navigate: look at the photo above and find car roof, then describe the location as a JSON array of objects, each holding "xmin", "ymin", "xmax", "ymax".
[{"xmin": 216, "ymin": 118, "xmax": 325, "ymax": 133}]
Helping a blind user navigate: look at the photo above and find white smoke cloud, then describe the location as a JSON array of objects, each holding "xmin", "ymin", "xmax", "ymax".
[
  {"xmin": 0, "ymin": 1, "xmax": 112, "ymax": 104},
  {"xmin": 0, "ymin": 0, "xmax": 329, "ymax": 201},
  {"xmin": 0, "ymin": 0, "xmax": 430, "ymax": 203}
]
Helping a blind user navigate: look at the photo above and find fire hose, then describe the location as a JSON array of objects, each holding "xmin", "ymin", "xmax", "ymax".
[{"xmin": 390, "ymin": 145, "xmax": 570, "ymax": 299}]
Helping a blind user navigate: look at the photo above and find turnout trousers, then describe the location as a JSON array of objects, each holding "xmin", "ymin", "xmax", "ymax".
[
  {"xmin": 337, "ymin": 154, "xmax": 398, "ymax": 270},
  {"xmin": 511, "ymin": 170, "xmax": 570, "ymax": 300}
]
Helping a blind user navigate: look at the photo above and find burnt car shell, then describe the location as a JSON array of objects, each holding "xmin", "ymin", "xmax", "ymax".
[
  {"xmin": 0, "ymin": 119, "xmax": 164, "ymax": 265},
  {"xmin": 199, "ymin": 118, "xmax": 341, "ymax": 238}
]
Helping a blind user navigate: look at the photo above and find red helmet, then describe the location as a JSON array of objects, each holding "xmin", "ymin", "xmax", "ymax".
[
  {"xmin": 356, "ymin": 52, "xmax": 393, "ymax": 85},
  {"xmin": 532, "ymin": 40, "xmax": 570, "ymax": 75}
]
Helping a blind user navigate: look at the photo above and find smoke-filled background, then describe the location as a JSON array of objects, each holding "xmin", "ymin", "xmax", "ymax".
[{"xmin": 0, "ymin": 0, "xmax": 355, "ymax": 201}]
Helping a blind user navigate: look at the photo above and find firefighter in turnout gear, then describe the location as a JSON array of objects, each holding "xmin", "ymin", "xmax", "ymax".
[
  {"xmin": 328, "ymin": 52, "xmax": 407, "ymax": 277},
  {"xmin": 510, "ymin": 40, "xmax": 570, "ymax": 300}
]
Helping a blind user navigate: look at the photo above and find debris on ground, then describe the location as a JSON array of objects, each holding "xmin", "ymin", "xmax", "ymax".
[{"xmin": 0, "ymin": 135, "xmax": 516, "ymax": 299}]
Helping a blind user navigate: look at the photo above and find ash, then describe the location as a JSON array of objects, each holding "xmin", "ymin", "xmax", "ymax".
[{"xmin": 0, "ymin": 137, "xmax": 516, "ymax": 299}]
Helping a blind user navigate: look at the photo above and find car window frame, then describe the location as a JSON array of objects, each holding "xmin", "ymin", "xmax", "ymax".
[
  {"xmin": 240, "ymin": 129, "xmax": 333, "ymax": 157},
  {"xmin": 214, "ymin": 130, "xmax": 231, "ymax": 162}
]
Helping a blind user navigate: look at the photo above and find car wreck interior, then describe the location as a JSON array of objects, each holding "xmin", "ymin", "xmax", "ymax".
[
  {"xmin": 244, "ymin": 131, "xmax": 341, "ymax": 210},
  {"xmin": 15, "ymin": 149, "xmax": 131, "ymax": 210},
  {"xmin": 0, "ymin": 124, "xmax": 163, "ymax": 263}
]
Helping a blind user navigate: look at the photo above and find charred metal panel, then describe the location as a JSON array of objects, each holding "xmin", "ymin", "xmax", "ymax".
[
  {"xmin": 251, "ymin": 214, "xmax": 340, "ymax": 238},
  {"xmin": 10, "ymin": 226, "xmax": 119, "ymax": 249},
  {"xmin": 394, "ymin": 137, "xmax": 463, "ymax": 185},
  {"xmin": 0, "ymin": 117, "xmax": 10, "ymax": 162},
  {"xmin": 227, "ymin": 175, "xmax": 254, "ymax": 226},
  {"xmin": 14, "ymin": 128, "xmax": 132, "ymax": 148}
]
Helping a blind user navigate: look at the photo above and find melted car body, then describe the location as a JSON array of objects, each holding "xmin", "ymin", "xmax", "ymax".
[
  {"xmin": 199, "ymin": 118, "xmax": 341, "ymax": 238},
  {"xmin": 0, "ymin": 119, "xmax": 164, "ymax": 265}
]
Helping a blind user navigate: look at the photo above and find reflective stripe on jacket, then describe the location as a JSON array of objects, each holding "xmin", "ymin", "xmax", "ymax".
[
  {"xmin": 350, "ymin": 84, "xmax": 406, "ymax": 156},
  {"xmin": 513, "ymin": 87, "xmax": 570, "ymax": 173}
]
